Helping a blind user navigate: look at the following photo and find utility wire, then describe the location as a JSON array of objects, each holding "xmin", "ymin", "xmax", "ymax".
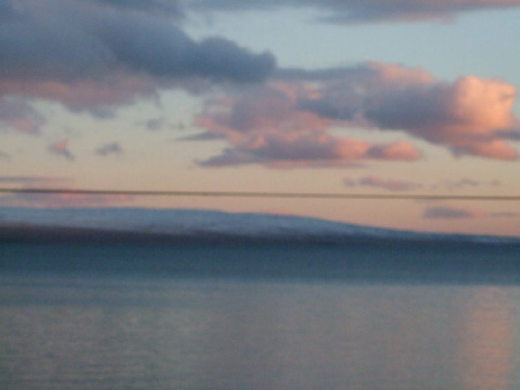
[{"xmin": 0, "ymin": 188, "xmax": 519, "ymax": 201}]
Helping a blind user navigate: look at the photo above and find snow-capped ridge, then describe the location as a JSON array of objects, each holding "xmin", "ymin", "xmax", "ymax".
[{"xmin": 0, "ymin": 207, "xmax": 518, "ymax": 244}]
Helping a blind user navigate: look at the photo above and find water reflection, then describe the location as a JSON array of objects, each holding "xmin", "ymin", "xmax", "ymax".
[
  {"xmin": 1, "ymin": 278, "xmax": 520, "ymax": 390},
  {"xmin": 459, "ymin": 287, "xmax": 517, "ymax": 390},
  {"xmin": 177, "ymin": 283, "xmax": 469, "ymax": 390}
]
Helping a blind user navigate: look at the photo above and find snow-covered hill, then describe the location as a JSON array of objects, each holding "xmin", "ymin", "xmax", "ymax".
[{"xmin": 0, "ymin": 207, "xmax": 518, "ymax": 244}]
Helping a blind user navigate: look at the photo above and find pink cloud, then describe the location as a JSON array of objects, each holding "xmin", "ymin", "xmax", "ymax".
[
  {"xmin": 197, "ymin": 85, "xmax": 332, "ymax": 139},
  {"xmin": 455, "ymin": 139, "xmax": 517, "ymax": 161},
  {"xmin": 0, "ymin": 76, "xmax": 160, "ymax": 118},
  {"xmin": 198, "ymin": 129, "xmax": 420, "ymax": 168},
  {"xmin": 0, "ymin": 179, "xmax": 133, "ymax": 208},
  {"xmin": 423, "ymin": 206, "xmax": 484, "ymax": 219},
  {"xmin": 0, "ymin": 191, "xmax": 133, "ymax": 208},
  {"xmin": 367, "ymin": 141, "xmax": 422, "ymax": 161},
  {"xmin": 289, "ymin": 63, "xmax": 518, "ymax": 160},
  {"xmin": 195, "ymin": 63, "xmax": 518, "ymax": 167},
  {"xmin": 196, "ymin": 83, "xmax": 421, "ymax": 167}
]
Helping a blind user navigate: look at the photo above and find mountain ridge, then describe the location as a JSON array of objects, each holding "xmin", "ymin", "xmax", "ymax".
[{"xmin": 0, "ymin": 207, "xmax": 518, "ymax": 245}]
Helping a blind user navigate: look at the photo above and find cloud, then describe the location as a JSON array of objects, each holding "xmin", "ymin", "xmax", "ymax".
[
  {"xmin": 199, "ymin": 134, "xmax": 420, "ymax": 168},
  {"xmin": 138, "ymin": 117, "xmax": 185, "ymax": 131},
  {"xmin": 282, "ymin": 63, "xmax": 518, "ymax": 160},
  {"xmin": 366, "ymin": 141, "xmax": 422, "ymax": 161},
  {"xmin": 195, "ymin": 62, "xmax": 518, "ymax": 166},
  {"xmin": 442, "ymin": 178, "xmax": 501, "ymax": 191},
  {"xmin": 423, "ymin": 205, "xmax": 520, "ymax": 220},
  {"xmin": 0, "ymin": 176, "xmax": 70, "ymax": 184},
  {"xmin": 0, "ymin": 98, "xmax": 45, "ymax": 134},
  {"xmin": 179, "ymin": 131, "xmax": 224, "ymax": 141},
  {"xmin": 95, "ymin": 142, "xmax": 123, "ymax": 156},
  {"xmin": 497, "ymin": 130, "xmax": 520, "ymax": 141},
  {"xmin": 48, "ymin": 140, "xmax": 75, "ymax": 161},
  {"xmin": 0, "ymin": 178, "xmax": 132, "ymax": 208},
  {"xmin": 88, "ymin": 0, "xmax": 183, "ymax": 16},
  {"xmin": 344, "ymin": 176, "xmax": 423, "ymax": 192},
  {"xmin": 0, "ymin": 151, "xmax": 9, "ymax": 160},
  {"xmin": 199, "ymin": 131, "xmax": 375, "ymax": 167},
  {"xmin": 142, "ymin": 118, "xmax": 168, "ymax": 131},
  {"xmin": 0, "ymin": 0, "xmax": 275, "ymax": 121},
  {"xmin": 0, "ymin": 190, "xmax": 133, "ymax": 208},
  {"xmin": 491, "ymin": 212, "xmax": 520, "ymax": 218},
  {"xmin": 0, "ymin": 176, "xmax": 131, "ymax": 207},
  {"xmin": 191, "ymin": 0, "xmax": 520, "ymax": 23},
  {"xmin": 423, "ymin": 206, "xmax": 483, "ymax": 219},
  {"xmin": 341, "ymin": 176, "xmax": 503, "ymax": 192},
  {"xmin": 196, "ymin": 83, "xmax": 421, "ymax": 167}
]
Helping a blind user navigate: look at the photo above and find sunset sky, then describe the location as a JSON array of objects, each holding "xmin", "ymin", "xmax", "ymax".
[{"xmin": 1, "ymin": 0, "xmax": 519, "ymax": 236}]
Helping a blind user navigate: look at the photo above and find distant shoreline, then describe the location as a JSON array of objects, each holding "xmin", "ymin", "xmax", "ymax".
[{"xmin": 2, "ymin": 223, "xmax": 520, "ymax": 247}]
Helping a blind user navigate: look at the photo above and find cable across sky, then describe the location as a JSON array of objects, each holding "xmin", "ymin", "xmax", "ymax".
[{"xmin": 0, "ymin": 188, "xmax": 519, "ymax": 202}]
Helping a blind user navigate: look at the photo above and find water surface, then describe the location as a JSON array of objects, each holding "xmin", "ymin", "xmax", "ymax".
[{"xmin": 1, "ymin": 243, "xmax": 519, "ymax": 390}]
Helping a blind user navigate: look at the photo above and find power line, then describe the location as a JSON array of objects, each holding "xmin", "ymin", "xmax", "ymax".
[{"xmin": 0, "ymin": 188, "xmax": 519, "ymax": 201}]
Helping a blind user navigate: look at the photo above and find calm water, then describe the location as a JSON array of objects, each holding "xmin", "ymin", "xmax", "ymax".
[{"xmin": 1, "ymin": 243, "xmax": 520, "ymax": 390}]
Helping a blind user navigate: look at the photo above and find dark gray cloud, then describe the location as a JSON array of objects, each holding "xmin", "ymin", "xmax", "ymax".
[
  {"xmin": 95, "ymin": 142, "xmax": 123, "ymax": 156},
  {"xmin": 190, "ymin": 0, "xmax": 520, "ymax": 23},
  {"xmin": 198, "ymin": 147, "xmax": 260, "ymax": 167},
  {"xmin": 179, "ymin": 131, "xmax": 224, "ymax": 141},
  {"xmin": 138, "ymin": 117, "xmax": 186, "ymax": 131},
  {"xmin": 99, "ymin": 18, "xmax": 274, "ymax": 82},
  {"xmin": 0, "ymin": 0, "xmax": 275, "ymax": 118},
  {"xmin": 88, "ymin": 0, "xmax": 183, "ymax": 16},
  {"xmin": 0, "ymin": 0, "xmax": 274, "ymax": 83}
]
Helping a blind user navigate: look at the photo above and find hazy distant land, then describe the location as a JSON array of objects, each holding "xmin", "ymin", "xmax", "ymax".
[
  {"xmin": 1, "ymin": 207, "xmax": 519, "ymax": 245},
  {"xmin": 1, "ymin": 207, "xmax": 519, "ymax": 285}
]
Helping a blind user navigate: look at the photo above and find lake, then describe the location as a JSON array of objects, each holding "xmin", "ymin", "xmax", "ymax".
[{"xmin": 1, "ymin": 242, "xmax": 519, "ymax": 390}]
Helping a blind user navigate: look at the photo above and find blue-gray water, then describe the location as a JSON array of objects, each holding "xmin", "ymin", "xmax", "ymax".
[{"xmin": 1, "ymin": 242, "xmax": 520, "ymax": 390}]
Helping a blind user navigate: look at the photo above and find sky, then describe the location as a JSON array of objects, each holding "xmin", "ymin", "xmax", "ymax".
[{"xmin": 1, "ymin": 0, "xmax": 519, "ymax": 236}]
